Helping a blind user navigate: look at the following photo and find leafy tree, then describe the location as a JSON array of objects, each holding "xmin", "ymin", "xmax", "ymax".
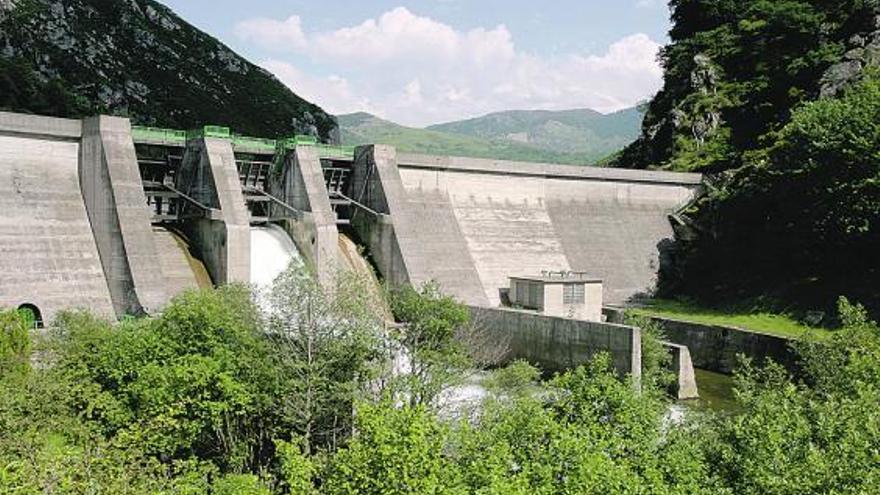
[
  {"xmin": 0, "ymin": 309, "xmax": 30, "ymax": 375},
  {"xmin": 388, "ymin": 283, "xmax": 472, "ymax": 408},
  {"xmin": 49, "ymin": 287, "xmax": 283, "ymax": 472},
  {"xmin": 703, "ymin": 299, "xmax": 880, "ymax": 494},
  {"xmin": 276, "ymin": 437, "xmax": 318, "ymax": 495},
  {"xmin": 266, "ymin": 265, "xmax": 384, "ymax": 454},
  {"xmin": 665, "ymin": 71, "xmax": 880, "ymax": 314},
  {"xmin": 322, "ymin": 401, "xmax": 461, "ymax": 495}
]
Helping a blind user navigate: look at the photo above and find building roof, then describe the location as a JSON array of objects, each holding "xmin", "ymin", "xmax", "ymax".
[{"xmin": 510, "ymin": 271, "xmax": 603, "ymax": 284}]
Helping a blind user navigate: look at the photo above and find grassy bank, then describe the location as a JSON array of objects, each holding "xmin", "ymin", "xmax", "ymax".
[{"xmin": 630, "ymin": 299, "xmax": 832, "ymax": 340}]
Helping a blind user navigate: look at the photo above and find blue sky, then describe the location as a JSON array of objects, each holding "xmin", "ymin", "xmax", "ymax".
[{"xmin": 159, "ymin": 1, "xmax": 672, "ymax": 126}]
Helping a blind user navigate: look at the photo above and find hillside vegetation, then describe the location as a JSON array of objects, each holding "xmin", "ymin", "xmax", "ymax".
[
  {"xmin": 0, "ymin": 0, "xmax": 337, "ymax": 140},
  {"xmin": 339, "ymin": 108, "xmax": 641, "ymax": 165},
  {"xmin": 617, "ymin": 0, "xmax": 880, "ymax": 317}
]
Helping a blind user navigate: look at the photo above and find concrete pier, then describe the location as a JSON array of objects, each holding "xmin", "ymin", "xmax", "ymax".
[
  {"xmin": 270, "ymin": 146, "xmax": 338, "ymax": 286},
  {"xmin": 177, "ymin": 137, "xmax": 250, "ymax": 285},
  {"xmin": 350, "ymin": 145, "xmax": 489, "ymax": 305},
  {"xmin": 80, "ymin": 116, "xmax": 167, "ymax": 316}
]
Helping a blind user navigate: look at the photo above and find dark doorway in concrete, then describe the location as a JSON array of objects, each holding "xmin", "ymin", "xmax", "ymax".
[{"xmin": 17, "ymin": 303, "xmax": 43, "ymax": 329}]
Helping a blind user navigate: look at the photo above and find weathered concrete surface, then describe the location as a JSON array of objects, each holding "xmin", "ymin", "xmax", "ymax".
[
  {"xmin": 177, "ymin": 138, "xmax": 250, "ymax": 285},
  {"xmin": 270, "ymin": 146, "xmax": 338, "ymax": 286},
  {"xmin": 0, "ymin": 115, "xmax": 114, "ymax": 320},
  {"xmin": 470, "ymin": 306, "xmax": 641, "ymax": 379},
  {"xmin": 353, "ymin": 148, "xmax": 700, "ymax": 308},
  {"xmin": 605, "ymin": 309, "xmax": 797, "ymax": 374},
  {"xmin": 80, "ymin": 116, "xmax": 167, "ymax": 317},
  {"xmin": 547, "ymin": 194, "xmax": 683, "ymax": 304},
  {"xmin": 657, "ymin": 317, "xmax": 797, "ymax": 374},
  {"xmin": 663, "ymin": 341, "xmax": 699, "ymax": 399},
  {"xmin": 0, "ymin": 111, "xmax": 81, "ymax": 139},
  {"xmin": 351, "ymin": 145, "xmax": 488, "ymax": 305}
]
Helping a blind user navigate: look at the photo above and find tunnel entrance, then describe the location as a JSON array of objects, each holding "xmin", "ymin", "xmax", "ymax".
[{"xmin": 17, "ymin": 303, "xmax": 43, "ymax": 329}]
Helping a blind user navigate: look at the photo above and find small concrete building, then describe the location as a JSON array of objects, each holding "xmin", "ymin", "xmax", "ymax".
[{"xmin": 509, "ymin": 271, "xmax": 603, "ymax": 321}]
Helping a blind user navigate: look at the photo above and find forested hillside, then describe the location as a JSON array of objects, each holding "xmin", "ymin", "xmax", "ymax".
[
  {"xmin": 0, "ymin": 0, "xmax": 337, "ymax": 140},
  {"xmin": 618, "ymin": 1, "xmax": 880, "ymax": 316}
]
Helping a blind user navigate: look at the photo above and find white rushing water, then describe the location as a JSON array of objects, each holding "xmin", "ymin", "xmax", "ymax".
[{"xmin": 250, "ymin": 224, "xmax": 303, "ymax": 290}]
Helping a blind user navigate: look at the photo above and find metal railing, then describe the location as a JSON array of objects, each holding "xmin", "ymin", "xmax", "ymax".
[
  {"xmin": 132, "ymin": 126, "xmax": 187, "ymax": 145},
  {"xmin": 188, "ymin": 125, "xmax": 232, "ymax": 139},
  {"xmin": 232, "ymin": 136, "xmax": 277, "ymax": 152},
  {"xmin": 133, "ymin": 126, "xmax": 355, "ymax": 160}
]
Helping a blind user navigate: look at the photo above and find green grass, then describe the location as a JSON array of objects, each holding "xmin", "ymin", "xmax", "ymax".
[{"xmin": 631, "ymin": 299, "xmax": 832, "ymax": 340}]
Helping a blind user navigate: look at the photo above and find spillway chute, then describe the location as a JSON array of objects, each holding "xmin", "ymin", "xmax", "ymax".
[
  {"xmin": 152, "ymin": 226, "xmax": 212, "ymax": 297},
  {"xmin": 250, "ymin": 223, "xmax": 304, "ymax": 292}
]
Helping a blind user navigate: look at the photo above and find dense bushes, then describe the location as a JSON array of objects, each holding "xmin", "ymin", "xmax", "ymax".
[{"xmin": 1, "ymin": 278, "xmax": 879, "ymax": 493}]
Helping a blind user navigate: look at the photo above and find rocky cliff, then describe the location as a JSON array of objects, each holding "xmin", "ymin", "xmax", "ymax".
[
  {"xmin": 617, "ymin": 1, "xmax": 880, "ymax": 172},
  {"xmin": 0, "ymin": 0, "xmax": 336, "ymax": 140}
]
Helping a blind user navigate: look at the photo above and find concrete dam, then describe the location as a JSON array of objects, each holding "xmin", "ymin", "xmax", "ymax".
[{"xmin": 0, "ymin": 110, "xmax": 701, "ymax": 388}]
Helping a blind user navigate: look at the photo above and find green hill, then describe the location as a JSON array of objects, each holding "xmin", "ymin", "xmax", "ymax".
[
  {"xmin": 338, "ymin": 108, "xmax": 642, "ymax": 165},
  {"xmin": 0, "ymin": 0, "xmax": 336, "ymax": 140},
  {"xmin": 428, "ymin": 107, "xmax": 642, "ymax": 158}
]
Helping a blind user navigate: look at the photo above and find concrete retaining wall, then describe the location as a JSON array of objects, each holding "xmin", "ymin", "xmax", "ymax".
[
  {"xmin": 659, "ymin": 318, "xmax": 797, "ymax": 374},
  {"xmin": 0, "ymin": 112, "xmax": 114, "ymax": 320},
  {"xmin": 470, "ymin": 306, "xmax": 641, "ymax": 379},
  {"xmin": 605, "ymin": 309, "xmax": 797, "ymax": 374}
]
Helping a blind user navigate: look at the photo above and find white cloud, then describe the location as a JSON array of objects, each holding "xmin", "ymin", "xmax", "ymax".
[
  {"xmin": 237, "ymin": 8, "xmax": 663, "ymax": 126},
  {"xmin": 636, "ymin": 0, "xmax": 663, "ymax": 8},
  {"xmin": 234, "ymin": 15, "xmax": 307, "ymax": 51},
  {"xmin": 262, "ymin": 60, "xmax": 377, "ymax": 116}
]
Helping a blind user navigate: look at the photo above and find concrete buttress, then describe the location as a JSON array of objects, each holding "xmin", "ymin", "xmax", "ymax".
[{"xmin": 80, "ymin": 115, "xmax": 168, "ymax": 317}]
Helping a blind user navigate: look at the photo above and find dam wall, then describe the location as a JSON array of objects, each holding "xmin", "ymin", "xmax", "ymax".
[
  {"xmin": 350, "ymin": 145, "xmax": 488, "ymax": 305},
  {"xmin": 352, "ymin": 146, "xmax": 702, "ymax": 307},
  {"xmin": 152, "ymin": 226, "xmax": 212, "ymax": 297},
  {"xmin": 0, "ymin": 112, "xmax": 115, "ymax": 320},
  {"xmin": 0, "ymin": 112, "xmax": 262, "ymax": 321}
]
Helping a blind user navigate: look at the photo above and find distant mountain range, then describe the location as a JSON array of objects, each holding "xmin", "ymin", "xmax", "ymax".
[{"xmin": 338, "ymin": 107, "xmax": 643, "ymax": 165}]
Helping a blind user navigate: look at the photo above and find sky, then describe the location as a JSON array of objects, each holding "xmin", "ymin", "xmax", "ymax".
[{"xmin": 158, "ymin": 1, "xmax": 672, "ymax": 127}]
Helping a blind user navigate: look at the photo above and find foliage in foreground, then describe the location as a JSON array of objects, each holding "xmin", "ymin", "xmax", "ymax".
[{"xmin": 1, "ymin": 273, "xmax": 879, "ymax": 493}]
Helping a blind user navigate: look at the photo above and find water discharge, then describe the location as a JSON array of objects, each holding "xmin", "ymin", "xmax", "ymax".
[
  {"xmin": 250, "ymin": 224, "xmax": 303, "ymax": 290},
  {"xmin": 152, "ymin": 226, "xmax": 212, "ymax": 292}
]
